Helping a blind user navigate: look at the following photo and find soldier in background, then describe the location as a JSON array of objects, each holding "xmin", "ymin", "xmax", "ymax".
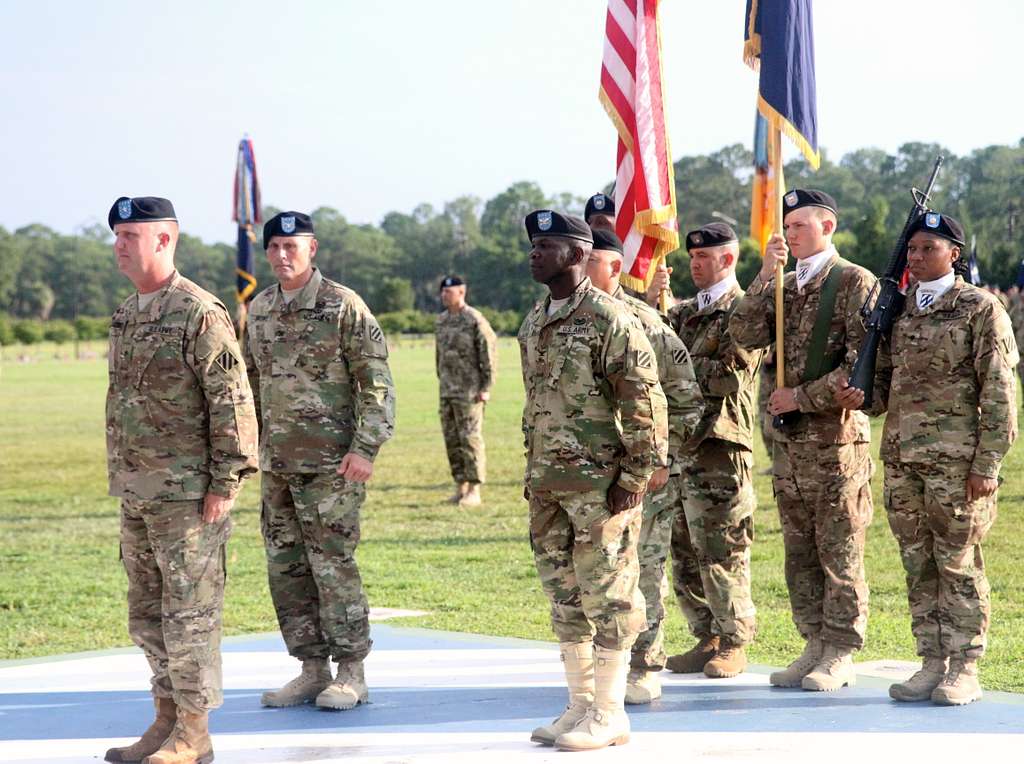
[
  {"xmin": 649, "ymin": 223, "xmax": 763, "ymax": 679},
  {"xmin": 519, "ymin": 210, "xmax": 667, "ymax": 751},
  {"xmin": 584, "ymin": 228, "xmax": 704, "ymax": 704},
  {"xmin": 245, "ymin": 211, "xmax": 395, "ymax": 712},
  {"xmin": 1005, "ymin": 285, "xmax": 1024, "ymax": 392},
  {"xmin": 836, "ymin": 213, "xmax": 1018, "ymax": 705},
  {"xmin": 435, "ymin": 275, "xmax": 497, "ymax": 507},
  {"xmin": 584, "ymin": 192, "xmax": 615, "ymax": 233},
  {"xmin": 104, "ymin": 196, "xmax": 259, "ymax": 764}
]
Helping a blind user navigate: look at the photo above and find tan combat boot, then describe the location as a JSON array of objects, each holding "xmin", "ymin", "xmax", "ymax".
[
  {"xmin": 459, "ymin": 483, "xmax": 482, "ymax": 507},
  {"xmin": 665, "ymin": 635, "xmax": 719, "ymax": 674},
  {"xmin": 531, "ymin": 641, "xmax": 594, "ymax": 745},
  {"xmin": 624, "ymin": 667, "xmax": 662, "ymax": 705},
  {"xmin": 447, "ymin": 482, "xmax": 468, "ymax": 504},
  {"xmin": 261, "ymin": 657, "xmax": 332, "ymax": 707},
  {"xmin": 889, "ymin": 657, "xmax": 947, "ymax": 702},
  {"xmin": 801, "ymin": 643, "xmax": 856, "ymax": 691},
  {"xmin": 105, "ymin": 697, "xmax": 176, "ymax": 762},
  {"xmin": 769, "ymin": 635, "xmax": 823, "ymax": 687},
  {"xmin": 315, "ymin": 660, "xmax": 369, "ymax": 710},
  {"xmin": 142, "ymin": 709, "xmax": 212, "ymax": 764},
  {"xmin": 704, "ymin": 640, "xmax": 748, "ymax": 679},
  {"xmin": 554, "ymin": 646, "xmax": 631, "ymax": 751},
  {"xmin": 931, "ymin": 658, "xmax": 983, "ymax": 706}
]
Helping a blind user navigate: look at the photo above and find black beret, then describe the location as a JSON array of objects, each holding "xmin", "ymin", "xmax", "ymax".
[
  {"xmin": 439, "ymin": 275, "xmax": 465, "ymax": 289},
  {"xmin": 782, "ymin": 188, "xmax": 838, "ymax": 219},
  {"xmin": 108, "ymin": 196, "xmax": 177, "ymax": 230},
  {"xmin": 906, "ymin": 211, "xmax": 966, "ymax": 248},
  {"xmin": 263, "ymin": 211, "xmax": 314, "ymax": 248},
  {"xmin": 524, "ymin": 210, "xmax": 594, "ymax": 244},
  {"xmin": 584, "ymin": 193, "xmax": 615, "ymax": 222},
  {"xmin": 685, "ymin": 222, "xmax": 738, "ymax": 251},
  {"xmin": 591, "ymin": 229, "xmax": 624, "ymax": 255}
]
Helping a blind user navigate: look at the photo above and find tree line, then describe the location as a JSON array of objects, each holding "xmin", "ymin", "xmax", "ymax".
[{"xmin": 1, "ymin": 138, "xmax": 1022, "ymax": 343}]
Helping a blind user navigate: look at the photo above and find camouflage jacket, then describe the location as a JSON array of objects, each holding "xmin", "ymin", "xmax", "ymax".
[
  {"xmin": 613, "ymin": 286, "xmax": 703, "ymax": 464},
  {"xmin": 435, "ymin": 305, "xmax": 498, "ymax": 400},
  {"xmin": 873, "ymin": 276, "xmax": 1019, "ymax": 478},
  {"xmin": 244, "ymin": 268, "xmax": 396, "ymax": 473},
  {"xmin": 730, "ymin": 253, "xmax": 875, "ymax": 444},
  {"xmin": 667, "ymin": 281, "xmax": 762, "ymax": 450},
  {"xmin": 106, "ymin": 271, "xmax": 259, "ymax": 501},
  {"xmin": 518, "ymin": 278, "xmax": 669, "ymax": 494}
]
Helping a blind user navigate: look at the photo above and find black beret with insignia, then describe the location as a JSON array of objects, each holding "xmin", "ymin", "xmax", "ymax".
[
  {"xmin": 439, "ymin": 275, "xmax": 465, "ymax": 290},
  {"xmin": 591, "ymin": 229, "xmax": 624, "ymax": 255},
  {"xmin": 108, "ymin": 196, "xmax": 177, "ymax": 230},
  {"xmin": 685, "ymin": 222, "xmax": 738, "ymax": 252},
  {"xmin": 263, "ymin": 211, "xmax": 315, "ymax": 249},
  {"xmin": 524, "ymin": 210, "xmax": 594, "ymax": 244},
  {"xmin": 782, "ymin": 188, "xmax": 838, "ymax": 219},
  {"xmin": 906, "ymin": 211, "xmax": 966, "ymax": 247},
  {"xmin": 584, "ymin": 193, "xmax": 615, "ymax": 223}
]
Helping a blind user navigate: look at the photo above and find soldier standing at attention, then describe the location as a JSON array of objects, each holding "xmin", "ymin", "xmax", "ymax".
[
  {"xmin": 730, "ymin": 190, "xmax": 877, "ymax": 692},
  {"xmin": 584, "ymin": 229, "xmax": 704, "ymax": 704},
  {"xmin": 648, "ymin": 223, "xmax": 763, "ymax": 679},
  {"xmin": 836, "ymin": 213, "xmax": 1018, "ymax": 705},
  {"xmin": 104, "ymin": 196, "xmax": 259, "ymax": 764},
  {"xmin": 519, "ymin": 210, "xmax": 667, "ymax": 751},
  {"xmin": 244, "ymin": 212, "xmax": 396, "ymax": 711},
  {"xmin": 435, "ymin": 275, "xmax": 497, "ymax": 507}
]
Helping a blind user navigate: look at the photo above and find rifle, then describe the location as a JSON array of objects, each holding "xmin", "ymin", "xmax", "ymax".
[{"xmin": 847, "ymin": 156, "xmax": 944, "ymax": 406}]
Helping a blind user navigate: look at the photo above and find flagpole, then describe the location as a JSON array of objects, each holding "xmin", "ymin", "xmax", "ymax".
[{"xmin": 769, "ymin": 125, "xmax": 786, "ymax": 388}]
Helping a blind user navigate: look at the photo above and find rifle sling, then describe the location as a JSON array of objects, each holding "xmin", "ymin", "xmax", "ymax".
[{"xmin": 802, "ymin": 260, "xmax": 848, "ymax": 383}]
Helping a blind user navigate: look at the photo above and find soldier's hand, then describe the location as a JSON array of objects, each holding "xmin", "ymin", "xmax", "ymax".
[
  {"xmin": 645, "ymin": 264, "xmax": 673, "ymax": 308},
  {"xmin": 966, "ymin": 472, "xmax": 998, "ymax": 502},
  {"xmin": 759, "ymin": 234, "xmax": 788, "ymax": 281},
  {"xmin": 648, "ymin": 466, "xmax": 670, "ymax": 492},
  {"xmin": 478, "ymin": 390, "xmax": 491, "ymax": 402},
  {"xmin": 608, "ymin": 484, "xmax": 644, "ymax": 514},
  {"xmin": 338, "ymin": 452, "xmax": 374, "ymax": 482},
  {"xmin": 202, "ymin": 492, "xmax": 235, "ymax": 524},
  {"xmin": 768, "ymin": 387, "xmax": 800, "ymax": 415},
  {"xmin": 833, "ymin": 374, "xmax": 865, "ymax": 410}
]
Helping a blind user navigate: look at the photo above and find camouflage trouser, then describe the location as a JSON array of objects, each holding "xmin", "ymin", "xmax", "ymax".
[
  {"xmin": 884, "ymin": 460, "xmax": 996, "ymax": 660},
  {"xmin": 629, "ymin": 476, "xmax": 680, "ymax": 670},
  {"xmin": 261, "ymin": 471, "xmax": 371, "ymax": 663},
  {"xmin": 439, "ymin": 398, "xmax": 486, "ymax": 484},
  {"xmin": 529, "ymin": 488, "xmax": 646, "ymax": 650},
  {"xmin": 120, "ymin": 499, "xmax": 230, "ymax": 713},
  {"xmin": 758, "ymin": 367, "xmax": 775, "ymax": 454},
  {"xmin": 671, "ymin": 440, "xmax": 757, "ymax": 646},
  {"xmin": 773, "ymin": 441, "xmax": 873, "ymax": 650}
]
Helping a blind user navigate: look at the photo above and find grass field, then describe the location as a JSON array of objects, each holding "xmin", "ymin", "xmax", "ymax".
[{"xmin": 2, "ymin": 338, "xmax": 1022, "ymax": 692}]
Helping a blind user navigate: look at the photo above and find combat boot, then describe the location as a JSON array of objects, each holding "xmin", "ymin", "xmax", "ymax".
[
  {"xmin": 447, "ymin": 482, "xmax": 468, "ymax": 504},
  {"xmin": 459, "ymin": 483, "xmax": 482, "ymax": 507},
  {"xmin": 769, "ymin": 635, "xmax": 823, "ymax": 687},
  {"xmin": 105, "ymin": 697, "xmax": 176, "ymax": 762},
  {"xmin": 704, "ymin": 640, "xmax": 747, "ymax": 679},
  {"xmin": 554, "ymin": 646, "xmax": 630, "ymax": 751},
  {"xmin": 530, "ymin": 641, "xmax": 594, "ymax": 745},
  {"xmin": 315, "ymin": 660, "xmax": 369, "ymax": 710},
  {"xmin": 801, "ymin": 643, "xmax": 856, "ymax": 691},
  {"xmin": 665, "ymin": 635, "xmax": 718, "ymax": 674},
  {"xmin": 624, "ymin": 667, "xmax": 661, "ymax": 704},
  {"xmin": 142, "ymin": 709, "xmax": 212, "ymax": 764},
  {"xmin": 260, "ymin": 657, "xmax": 332, "ymax": 707},
  {"xmin": 889, "ymin": 657, "xmax": 947, "ymax": 702},
  {"xmin": 931, "ymin": 658, "xmax": 983, "ymax": 706}
]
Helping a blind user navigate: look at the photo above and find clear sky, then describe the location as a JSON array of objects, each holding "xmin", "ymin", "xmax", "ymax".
[{"xmin": 1, "ymin": 0, "xmax": 1021, "ymax": 244}]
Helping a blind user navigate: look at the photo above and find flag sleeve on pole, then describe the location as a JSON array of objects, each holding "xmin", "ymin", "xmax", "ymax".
[{"xmin": 233, "ymin": 137, "xmax": 261, "ymax": 304}]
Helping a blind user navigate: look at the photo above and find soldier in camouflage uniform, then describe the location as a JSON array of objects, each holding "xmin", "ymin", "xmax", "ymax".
[
  {"xmin": 1005, "ymin": 285, "xmax": 1024, "ymax": 391},
  {"xmin": 104, "ymin": 196, "xmax": 259, "ymax": 764},
  {"xmin": 519, "ymin": 210, "xmax": 667, "ymax": 751},
  {"xmin": 731, "ymin": 190, "xmax": 877, "ymax": 692},
  {"xmin": 836, "ymin": 213, "xmax": 1018, "ymax": 705},
  {"xmin": 435, "ymin": 275, "xmax": 497, "ymax": 507},
  {"xmin": 243, "ymin": 211, "xmax": 396, "ymax": 712},
  {"xmin": 584, "ymin": 228, "xmax": 704, "ymax": 704},
  {"xmin": 649, "ymin": 223, "xmax": 763, "ymax": 680}
]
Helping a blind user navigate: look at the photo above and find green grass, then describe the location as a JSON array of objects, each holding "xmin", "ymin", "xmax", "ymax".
[{"xmin": 2, "ymin": 338, "xmax": 1022, "ymax": 692}]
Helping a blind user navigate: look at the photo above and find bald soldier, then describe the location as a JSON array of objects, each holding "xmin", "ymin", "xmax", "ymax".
[
  {"xmin": 244, "ymin": 212, "xmax": 395, "ymax": 712},
  {"xmin": 836, "ymin": 213, "xmax": 1018, "ymax": 706},
  {"xmin": 520, "ymin": 210, "xmax": 668, "ymax": 751},
  {"xmin": 584, "ymin": 229, "xmax": 704, "ymax": 704},
  {"xmin": 731, "ymin": 190, "xmax": 877, "ymax": 692},
  {"xmin": 104, "ymin": 197, "xmax": 259, "ymax": 764}
]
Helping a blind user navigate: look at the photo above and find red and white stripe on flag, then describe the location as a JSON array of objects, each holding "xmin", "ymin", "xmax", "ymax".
[{"xmin": 599, "ymin": 0, "xmax": 679, "ymax": 292}]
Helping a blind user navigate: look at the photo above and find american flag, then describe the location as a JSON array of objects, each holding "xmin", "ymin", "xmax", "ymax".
[{"xmin": 599, "ymin": 0, "xmax": 679, "ymax": 292}]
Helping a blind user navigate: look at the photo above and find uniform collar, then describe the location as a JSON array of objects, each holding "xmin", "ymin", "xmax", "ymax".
[
  {"xmin": 133, "ymin": 271, "xmax": 181, "ymax": 323},
  {"xmin": 271, "ymin": 267, "xmax": 323, "ymax": 313},
  {"xmin": 540, "ymin": 277, "xmax": 591, "ymax": 327},
  {"xmin": 696, "ymin": 274, "xmax": 738, "ymax": 313},
  {"xmin": 909, "ymin": 273, "xmax": 963, "ymax": 315},
  {"xmin": 794, "ymin": 246, "xmax": 837, "ymax": 292}
]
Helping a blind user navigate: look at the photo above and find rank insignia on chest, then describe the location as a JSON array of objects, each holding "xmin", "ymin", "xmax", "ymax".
[{"xmin": 215, "ymin": 350, "xmax": 239, "ymax": 373}]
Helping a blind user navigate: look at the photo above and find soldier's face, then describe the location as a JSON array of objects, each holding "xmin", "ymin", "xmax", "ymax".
[
  {"xmin": 588, "ymin": 214, "xmax": 616, "ymax": 233},
  {"xmin": 585, "ymin": 248, "xmax": 622, "ymax": 293},
  {"xmin": 441, "ymin": 285, "xmax": 466, "ymax": 308},
  {"xmin": 907, "ymin": 232, "xmax": 958, "ymax": 282},
  {"xmin": 113, "ymin": 223, "xmax": 171, "ymax": 282},
  {"xmin": 783, "ymin": 207, "xmax": 833, "ymax": 259},
  {"xmin": 689, "ymin": 246, "xmax": 734, "ymax": 289},
  {"xmin": 267, "ymin": 236, "xmax": 317, "ymax": 288},
  {"xmin": 529, "ymin": 236, "xmax": 578, "ymax": 285}
]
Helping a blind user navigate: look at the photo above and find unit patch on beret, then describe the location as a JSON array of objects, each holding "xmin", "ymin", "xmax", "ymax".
[
  {"xmin": 538, "ymin": 211, "xmax": 553, "ymax": 231},
  {"xmin": 281, "ymin": 216, "xmax": 296, "ymax": 234},
  {"xmin": 118, "ymin": 199, "xmax": 132, "ymax": 219}
]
